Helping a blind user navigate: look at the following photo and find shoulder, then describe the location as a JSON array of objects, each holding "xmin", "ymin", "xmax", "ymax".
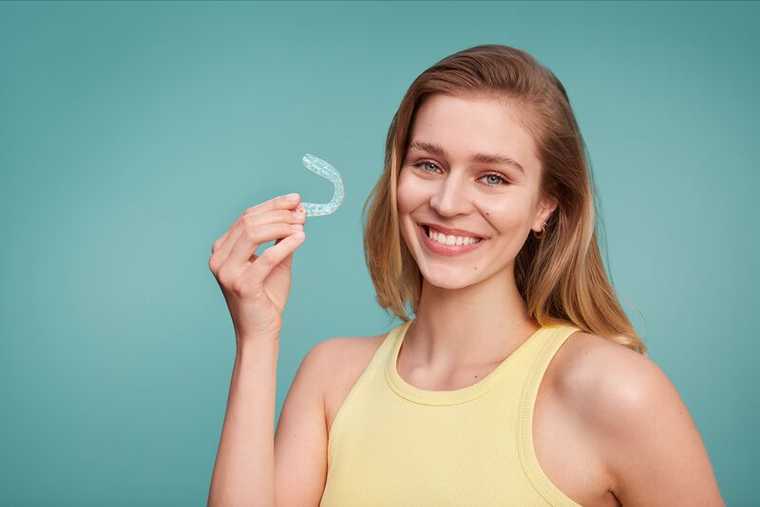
[
  {"xmin": 551, "ymin": 331, "xmax": 724, "ymax": 505},
  {"xmin": 303, "ymin": 332, "xmax": 388, "ymax": 433},
  {"xmin": 307, "ymin": 333, "xmax": 385, "ymax": 364},
  {"xmin": 549, "ymin": 330, "xmax": 660, "ymax": 413},
  {"xmin": 550, "ymin": 330, "xmax": 684, "ymax": 440},
  {"xmin": 548, "ymin": 331, "xmax": 663, "ymax": 466},
  {"xmin": 302, "ymin": 333, "xmax": 386, "ymax": 393}
]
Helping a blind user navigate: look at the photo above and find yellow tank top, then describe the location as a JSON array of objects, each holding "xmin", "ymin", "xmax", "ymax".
[{"xmin": 319, "ymin": 319, "xmax": 583, "ymax": 507}]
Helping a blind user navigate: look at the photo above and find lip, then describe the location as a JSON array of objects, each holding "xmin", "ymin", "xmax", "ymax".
[{"xmin": 417, "ymin": 223, "xmax": 488, "ymax": 256}]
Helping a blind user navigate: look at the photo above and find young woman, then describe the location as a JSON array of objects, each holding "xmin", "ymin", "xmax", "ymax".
[{"xmin": 207, "ymin": 45, "xmax": 724, "ymax": 507}]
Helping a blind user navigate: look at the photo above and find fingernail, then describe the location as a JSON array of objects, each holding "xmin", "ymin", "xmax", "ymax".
[{"xmin": 285, "ymin": 192, "xmax": 299, "ymax": 200}]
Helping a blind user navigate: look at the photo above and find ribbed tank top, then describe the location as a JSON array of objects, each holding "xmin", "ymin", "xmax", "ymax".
[{"xmin": 319, "ymin": 319, "xmax": 583, "ymax": 507}]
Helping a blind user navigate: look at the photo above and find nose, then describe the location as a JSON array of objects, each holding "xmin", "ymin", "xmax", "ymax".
[{"xmin": 428, "ymin": 170, "xmax": 474, "ymax": 217}]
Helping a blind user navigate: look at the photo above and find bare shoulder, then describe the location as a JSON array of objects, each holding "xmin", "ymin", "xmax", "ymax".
[
  {"xmin": 309, "ymin": 333, "xmax": 385, "ymax": 376},
  {"xmin": 550, "ymin": 331, "xmax": 725, "ymax": 506},
  {"xmin": 550, "ymin": 330, "xmax": 687, "ymax": 435},
  {"xmin": 309, "ymin": 332, "xmax": 387, "ymax": 434},
  {"xmin": 548, "ymin": 330, "xmax": 654, "ymax": 407}
]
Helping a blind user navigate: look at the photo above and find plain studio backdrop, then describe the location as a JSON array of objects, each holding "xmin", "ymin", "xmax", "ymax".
[{"xmin": 1, "ymin": 1, "xmax": 757, "ymax": 505}]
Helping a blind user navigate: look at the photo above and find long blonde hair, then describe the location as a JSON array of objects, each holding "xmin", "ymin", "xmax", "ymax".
[{"xmin": 361, "ymin": 44, "xmax": 646, "ymax": 355}]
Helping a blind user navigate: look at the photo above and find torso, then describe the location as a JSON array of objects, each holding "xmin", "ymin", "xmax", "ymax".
[{"xmin": 322, "ymin": 330, "xmax": 623, "ymax": 507}]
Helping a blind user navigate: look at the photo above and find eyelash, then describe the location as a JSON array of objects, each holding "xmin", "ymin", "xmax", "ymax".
[{"xmin": 412, "ymin": 161, "xmax": 510, "ymax": 187}]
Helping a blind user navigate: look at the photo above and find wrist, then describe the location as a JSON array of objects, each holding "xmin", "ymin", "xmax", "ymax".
[{"xmin": 236, "ymin": 331, "xmax": 280, "ymax": 354}]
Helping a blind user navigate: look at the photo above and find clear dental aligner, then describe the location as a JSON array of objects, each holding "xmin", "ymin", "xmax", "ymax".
[{"xmin": 300, "ymin": 153, "xmax": 345, "ymax": 217}]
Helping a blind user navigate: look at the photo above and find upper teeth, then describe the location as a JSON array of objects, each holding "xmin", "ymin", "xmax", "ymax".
[{"xmin": 426, "ymin": 226, "xmax": 482, "ymax": 246}]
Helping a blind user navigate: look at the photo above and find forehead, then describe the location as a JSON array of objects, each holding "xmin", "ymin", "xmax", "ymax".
[{"xmin": 408, "ymin": 93, "xmax": 539, "ymax": 172}]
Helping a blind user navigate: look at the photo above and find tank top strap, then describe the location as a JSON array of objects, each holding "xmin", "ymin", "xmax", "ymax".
[{"xmin": 517, "ymin": 323, "xmax": 583, "ymax": 506}]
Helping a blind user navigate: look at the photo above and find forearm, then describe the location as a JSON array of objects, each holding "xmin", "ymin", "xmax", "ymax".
[{"xmin": 208, "ymin": 335, "xmax": 280, "ymax": 507}]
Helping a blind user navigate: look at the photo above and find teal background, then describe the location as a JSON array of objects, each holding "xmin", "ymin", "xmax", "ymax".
[{"xmin": 1, "ymin": 1, "xmax": 757, "ymax": 505}]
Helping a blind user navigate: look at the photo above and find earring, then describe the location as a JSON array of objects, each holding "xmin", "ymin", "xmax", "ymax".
[{"xmin": 533, "ymin": 221, "xmax": 547, "ymax": 239}]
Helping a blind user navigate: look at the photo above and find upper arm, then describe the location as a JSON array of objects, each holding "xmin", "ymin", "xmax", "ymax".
[
  {"xmin": 274, "ymin": 338, "xmax": 341, "ymax": 507},
  {"xmin": 584, "ymin": 347, "xmax": 725, "ymax": 506}
]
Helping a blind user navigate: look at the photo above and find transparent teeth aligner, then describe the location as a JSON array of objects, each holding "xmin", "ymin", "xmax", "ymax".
[{"xmin": 299, "ymin": 153, "xmax": 344, "ymax": 217}]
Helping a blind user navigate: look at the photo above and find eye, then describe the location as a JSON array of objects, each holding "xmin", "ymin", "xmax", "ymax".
[
  {"xmin": 414, "ymin": 161, "xmax": 441, "ymax": 173},
  {"xmin": 481, "ymin": 173, "xmax": 509, "ymax": 186},
  {"xmin": 412, "ymin": 161, "xmax": 510, "ymax": 187}
]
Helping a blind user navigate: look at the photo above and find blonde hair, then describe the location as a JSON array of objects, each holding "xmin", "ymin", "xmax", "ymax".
[{"xmin": 361, "ymin": 44, "xmax": 646, "ymax": 355}]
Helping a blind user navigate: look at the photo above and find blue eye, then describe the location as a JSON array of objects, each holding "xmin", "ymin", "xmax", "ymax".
[
  {"xmin": 416, "ymin": 161, "xmax": 440, "ymax": 173},
  {"xmin": 412, "ymin": 161, "xmax": 509, "ymax": 187},
  {"xmin": 482, "ymin": 173, "xmax": 509, "ymax": 186}
]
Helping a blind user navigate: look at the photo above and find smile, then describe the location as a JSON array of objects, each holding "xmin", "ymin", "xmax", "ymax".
[{"xmin": 417, "ymin": 224, "xmax": 489, "ymax": 256}]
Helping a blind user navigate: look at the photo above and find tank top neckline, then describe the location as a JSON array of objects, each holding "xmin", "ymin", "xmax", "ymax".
[{"xmin": 384, "ymin": 319, "xmax": 556, "ymax": 406}]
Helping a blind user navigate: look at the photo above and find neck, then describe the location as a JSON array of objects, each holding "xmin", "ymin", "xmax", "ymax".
[{"xmin": 404, "ymin": 264, "xmax": 539, "ymax": 371}]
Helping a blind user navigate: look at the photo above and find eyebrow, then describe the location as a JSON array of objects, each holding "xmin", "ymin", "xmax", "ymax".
[{"xmin": 407, "ymin": 140, "xmax": 525, "ymax": 174}]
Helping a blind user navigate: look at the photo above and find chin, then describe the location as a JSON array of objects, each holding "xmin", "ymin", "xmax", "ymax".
[{"xmin": 418, "ymin": 265, "xmax": 485, "ymax": 291}]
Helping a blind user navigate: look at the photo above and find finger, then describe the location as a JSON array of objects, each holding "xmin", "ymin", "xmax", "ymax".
[
  {"xmin": 213, "ymin": 193, "xmax": 303, "ymax": 253},
  {"xmin": 245, "ymin": 193, "xmax": 302, "ymax": 217},
  {"xmin": 227, "ymin": 221, "xmax": 301, "ymax": 269},
  {"xmin": 211, "ymin": 192, "xmax": 305, "ymax": 252},
  {"xmin": 245, "ymin": 231, "xmax": 305, "ymax": 287},
  {"xmin": 212, "ymin": 207, "xmax": 306, "ymax": 266}
]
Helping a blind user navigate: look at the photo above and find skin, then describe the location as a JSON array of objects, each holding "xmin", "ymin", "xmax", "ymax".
[{"xmin": 323, "ymin": 92, "xmax": 724, "ymax": 506}]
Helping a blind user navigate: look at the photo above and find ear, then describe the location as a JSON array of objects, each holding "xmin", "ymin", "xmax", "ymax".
[{"xmin": 532, "ymin": 194, "xmax": 558, "ymax": 233}]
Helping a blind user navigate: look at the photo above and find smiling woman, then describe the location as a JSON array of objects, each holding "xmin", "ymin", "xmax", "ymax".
[{"xmin": 338, "ymin": 44, "xmax": 724, "ymax": 506}]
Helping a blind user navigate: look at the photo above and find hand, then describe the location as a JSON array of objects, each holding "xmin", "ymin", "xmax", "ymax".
[{"xmin": 208, "ymin": 193, "xmax": 307, "ymax": 343}]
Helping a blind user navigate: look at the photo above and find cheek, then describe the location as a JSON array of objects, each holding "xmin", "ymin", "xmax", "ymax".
[
  {"xmin": 481, "ymin": 199, "xmax": 533, "ymax": 231},
  {"xmin": 396, "ymin": 171, "xmax": 426, "ymax": 214}
]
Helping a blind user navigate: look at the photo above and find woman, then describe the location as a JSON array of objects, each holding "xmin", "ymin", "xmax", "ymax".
[{"xmin": 207, "ymin": 45, "xmax": 724, "ymax": 506}]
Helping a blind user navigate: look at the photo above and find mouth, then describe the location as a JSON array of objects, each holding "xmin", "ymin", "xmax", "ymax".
[{"xmin": 417, "ymin": 223, "xmax": 489, "ymax": 256}]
